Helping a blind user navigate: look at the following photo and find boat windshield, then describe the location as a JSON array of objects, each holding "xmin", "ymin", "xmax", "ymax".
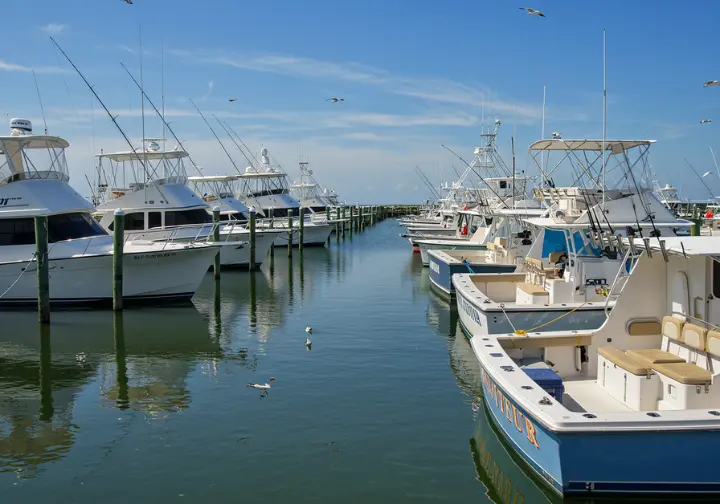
[{"xmin": 0, "ymin": 212, "xmax": 107, "ymax": 246}]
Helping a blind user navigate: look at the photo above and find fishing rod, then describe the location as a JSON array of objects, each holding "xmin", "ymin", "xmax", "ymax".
[
  {"xmin": 223, "ymin": 122, "xmax": 262, "ymax": 166},
  {"xmin": 120, "ymin": 62, "xmax": 204, "ymax": 176},
  {"xmin": 413, "ymin": 166, "xmax": 442, "ymax": 200},
  {"xmin": 214, "ymin": 116, "xmax": 257, "ymax": 168},
  {"xmin": 189, "ymin": 98, "xmax": 242, "ymax": 175},
  {"xmin": 50, "ymin": 37, "xmax": 148, "ymax": 178}
]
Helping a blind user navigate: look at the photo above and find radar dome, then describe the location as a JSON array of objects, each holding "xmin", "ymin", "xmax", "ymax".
[{"xmin": 9, "ymin": 118, "xmax": 32, "ymax": 135}]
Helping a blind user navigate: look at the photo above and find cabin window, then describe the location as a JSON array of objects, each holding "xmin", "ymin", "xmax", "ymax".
[
  {"xmin": 713, "ymin": 260, "xmax": 720, "ymax": 298},
  {"xmin": 0, "ymin": 213, "xmax": 107, "ymax": 246},
  {"xmin": 47, "ymin": 213, "xmax": 107, "ymax": 242},
  {"xmin": 148, "ymin": 212, "xmax": 162, "ymax": 229},
  {"xmin": 124, "ymin": 212, "xmax": 146, "ymax": 231},
  {"xmin": 499, "ymin": 180, "xmax": 508, "ymax": 189},
  {"xmin": 0, "ymin": 218, "xmax": 36, "ymax": 245},
  {"xmin": 164, "ymin": 209, "xmax": 211, "ymax": 227}
]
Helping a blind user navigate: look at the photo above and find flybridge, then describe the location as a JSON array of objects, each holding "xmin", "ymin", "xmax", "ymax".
[{"xmin": 0, "ymin": 118, "xmax": 71, "ymax": 184}]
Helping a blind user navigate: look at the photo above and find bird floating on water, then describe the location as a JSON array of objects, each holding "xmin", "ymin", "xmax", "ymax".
[
  {"xmin": 326, "ymin": 97, "xmax": 344, "ymax": 103},
  {"xmin": 247, "ymin": 383, "xmax": 271, "ymax": 390},
  {"xmin": 305, "ymin": 337, "xmax": 312, "ymax": 347},
  {"xmin": 123, "ymin": 0, "xmax": 133, "ymax": 4},
  {"xmin": 228, "ymin": 98, "xmax": 237, "ymax": 102},
  {"xmin": 701, "ymin": 119, "xmax": 713, "ymax": 124},
  {"xmin": 704, "ymin": 80, "xmax": 719, "ymax": 88},
  {"xmin": 519, "ymin": 7, "xmax": 545, "ymax": 17},
  {"xmin": 306, "ymin": 326, "xmax": 312, "ymax": 334}
]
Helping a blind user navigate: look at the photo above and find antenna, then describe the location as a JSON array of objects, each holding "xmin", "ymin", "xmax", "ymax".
[
  {"xmin": 711, "ymin": 146, "xmax": 720, "ymax": 181},
  {"xmin": 602, "ymin": 29, "xmax": 607, "ymax": 211},
  {"xmin": 139, "ymin": 26, "xmax": 147, "ymax": 187},
  {"xmin": 50, "ymin": 37, "xmax": 145, "ymax": 173},
  {"xmin": 541, "ymin": 85, "xmax": 547, "ymax": 175},
  {"xmin": 512, "ymin": 106, "xmax": 517, "ymax": 210},
  {"xmin": 189, "ymin": 98, "xmax": 241, "ymax": 173},
  {"xmin": 32, "ymin": 70, "xmax": 48, "ymax": 135},
  {"xmin": 161, "ymin": 36, "xmax": 166, "ymax": 151}
]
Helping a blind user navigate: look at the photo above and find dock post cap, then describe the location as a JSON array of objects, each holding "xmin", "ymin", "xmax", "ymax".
[
  {"xmin": 249, "ymin": 206, "xmax": 256, "ymax": 213},
  {"xmin": 113, "ymin": 208, "xmax": 125, "ymax": 216},
  {"xmin": 212, "ymin": 206, "xmax": 220, "ymax": 212}
]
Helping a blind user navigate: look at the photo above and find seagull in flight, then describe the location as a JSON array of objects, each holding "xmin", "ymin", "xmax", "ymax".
[
  {"xmin": 701, "ymin": 119, "xmax": 713, "ymax": 124},
  {"xmin": 703, "ymin": 171, "xmax": 714, "ymax": 178},
  {"xmin": 326, "ymin": 97, "xmax": 345, "ymax": 103},
  {"xmin": 519, "ymin": 7, "xmax": 545, "ymax": 17},
  {"xmin": 704, "ymin": 80, "xmax": 719, "ymax": 88},
  {"xmin": 228, "ymin": 98, "xmax": 237, "ymax": 102}
]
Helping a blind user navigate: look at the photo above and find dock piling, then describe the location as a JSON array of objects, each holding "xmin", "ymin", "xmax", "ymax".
[
  {"xmin": 288, "ymin": 215, "xmax": 293, "ymax": 256},
  {"xmin": 113, "ymin": 209, "xmax": 124, "ymax": 311},
  {"xmin": 299, "ymin": 206, "xmax": 304, "ymax": 252},
  {"xmin": 35, "ymin": 215, "xmax": 50, "ymax": 323},
  {"xmin": 249, "ymin": 209, "xmax": 256, "ymax": 270},
  {"xmin": 341, "ymin": 207, "xmax": 346, "ymax": 238},
  {"xmin": 213, "ymin": 207, "xmax": 221, "ymax": 279}
]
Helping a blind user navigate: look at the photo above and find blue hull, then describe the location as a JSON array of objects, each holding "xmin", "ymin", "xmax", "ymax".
[
  {"xmin": 429, "ymin": 257, "xmax": 516, "ymax": 298},
  {"xmin": 473, "ymin": 328, "xmax": 720, "ymax": 496}
]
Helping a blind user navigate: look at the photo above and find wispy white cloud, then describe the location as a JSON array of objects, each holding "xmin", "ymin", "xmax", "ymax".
[
  {"xmin": 0, "ymin": 58, "xmax": 59, "ymax": 74},
  {"xmin": 202, "ymin": 81, "xmax": 214, "ymax": 101},
  {"xmin": 119, "ymin": 44, "xmax": 137, "ymax": 56},
  {"xmin": 41, "ymin": 23, "xmax": 66, "ymax": 35},
  {"xmin": 170, "ymin": 49, "xmax": 562, "ymax": 123},
  {"xmin": 47, "ymin": 106, "xmax": 479, "ymax": 131}
]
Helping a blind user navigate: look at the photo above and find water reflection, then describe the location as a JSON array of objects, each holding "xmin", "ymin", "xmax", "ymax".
[
  {"xmin": 0, "ymin": 307, "xmax": 219, "ymax": 477},
  {"xmin": 403, "ymin": 253, "xmax": 429, "ymax": 298},
  {"xmin": 470, "ymin": 399, "xmax": 557, "ymax": 504}
]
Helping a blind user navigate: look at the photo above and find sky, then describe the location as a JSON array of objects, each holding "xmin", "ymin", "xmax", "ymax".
[{"xmin": 1, "ymin": 0, "xmax": 719, "ymax": 204}]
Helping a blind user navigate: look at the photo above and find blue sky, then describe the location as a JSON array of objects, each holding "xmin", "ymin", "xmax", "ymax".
[{"xmin": 1, "ymin": 0, "xmax": 719, "ymax": 203}]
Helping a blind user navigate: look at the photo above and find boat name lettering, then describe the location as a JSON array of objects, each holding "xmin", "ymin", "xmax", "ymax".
[
  {"xmin": 0, "ymin": 196, "xmax": 23, "ymax": 207},
  {"xmin": 481, "ymin": 368, "xmax": 540, "ymax": 450},
  {"xmin": 429, "ymin": 261, "xmax": 440, "ymax": 274},
  {"xmin": 458, "ymin": 295, "xmax": 482, "ymax": 326},
  {"xmin": 133, "ymin": 252, "xmax": 178, "ymax": 260}
]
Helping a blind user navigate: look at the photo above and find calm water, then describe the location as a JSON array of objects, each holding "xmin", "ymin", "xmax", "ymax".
[{"xmin": 0, "ymin": 219, "xmax": 644, "ymax": 503}]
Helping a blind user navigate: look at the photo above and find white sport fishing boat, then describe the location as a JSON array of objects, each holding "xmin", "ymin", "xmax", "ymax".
[
  {"xmin": 93, "ymin": 140, "xmax": 276, "ymax": 267},
  {"xmin": 427, "ymin": 207, "xmax": 546, "ymax": 297},
  {"xmin": 454, "ymin": 139, "xmax": 691, "ymax": 337},
  {"xmin": 468, "ymin": 234, "xmax": 720, "ymax": 496},
  {"xmin": 289, "ymin": 159, "xmax": 340, "ymax": 224},
  {"xmin": 236, "ymin": 148, "xmax": 333, "ymax": 246},
  {"xmin": 0, "ymin": 119, "xmax": 218, "ymax": 305}
]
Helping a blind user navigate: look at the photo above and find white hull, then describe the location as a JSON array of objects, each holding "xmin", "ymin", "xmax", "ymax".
[
  {"xmin": 124, "ymin": 225, "xmax": 279, "ymax": 266},
  {"xmin": 418, "ymin": 241, "xmax": 480, "ymax": 265},
  {"xmin": 216, "ymin": 230, "xmax": 278, "ymax": 266},
  {"xmin": 0, "ymin": 241, "xmax": 217, "ymax": 305},
  {"xmin": 272, "ymin": 223, "xmax": 332, "ymax": 246}
]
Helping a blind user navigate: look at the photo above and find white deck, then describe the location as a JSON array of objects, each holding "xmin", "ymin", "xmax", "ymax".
[{"xmin": 562, "ymin": 379, "xmax": 630, "ymax": 413}]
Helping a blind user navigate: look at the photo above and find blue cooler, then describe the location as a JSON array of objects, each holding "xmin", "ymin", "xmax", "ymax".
[{"xmin": 522, "ymin": 367, "xmax": 564, "ymax": 404}]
